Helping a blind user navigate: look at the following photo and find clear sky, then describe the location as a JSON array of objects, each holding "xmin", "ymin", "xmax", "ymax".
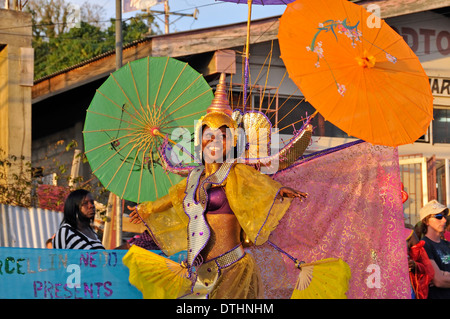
[{"xmin": 68, "ymin": 0, "xmax": 287, "ymax": 33}]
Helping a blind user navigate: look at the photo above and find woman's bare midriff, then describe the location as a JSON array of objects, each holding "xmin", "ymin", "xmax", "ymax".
[{"xmin": 200, "ymin": 213, "xmax": 242, "ymax": 261}]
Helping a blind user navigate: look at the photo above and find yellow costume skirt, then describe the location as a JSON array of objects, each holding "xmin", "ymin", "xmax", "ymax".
[
  {"xmin": 210, "ymin": 252, "xmax": 263, "ymax": 299},
  {"xmin": 123, "ymin": 245, "xmax": 262, "ymax": 299}
]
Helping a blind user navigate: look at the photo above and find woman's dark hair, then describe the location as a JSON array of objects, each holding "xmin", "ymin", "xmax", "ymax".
[
  {"xmin": 419, "ymin": 217, "xmax": 430, "ymax": 236},
  {"xmin": 414, "ymin": 221, "xmax": 424, "ymax": 240},
  {"xmin": 63, "ymin": 189, "xmax": 91, "ymax": 229}
]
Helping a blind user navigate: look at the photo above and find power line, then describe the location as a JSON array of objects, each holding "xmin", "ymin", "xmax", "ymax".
[
  {"xmin": 1, "ymin": 1, "xmax": 448, "ymax": 33},
  {"xmin": 139, "ymin": 0, "xmax": 200, "ymax": 34},
  {"xmin": 172, "ymin": 1, "xmax": 221, "ymax": 13}
]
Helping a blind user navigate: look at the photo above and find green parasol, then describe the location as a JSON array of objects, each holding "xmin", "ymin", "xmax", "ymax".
[{"xmin": 83, "ymin": 56, "xmax": 213, "ymax": 203}]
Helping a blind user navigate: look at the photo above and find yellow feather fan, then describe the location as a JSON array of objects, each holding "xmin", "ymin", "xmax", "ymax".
[
  {"xmin": 123, "ymin": 245, "xmax": 192, "ymax": 299},
  {"xmin": 291, "ymin": 258, "xmax": 351, "ymax": 299}
]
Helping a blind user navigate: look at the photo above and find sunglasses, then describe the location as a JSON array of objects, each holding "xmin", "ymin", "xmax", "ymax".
[{"xmin": 431, "ymin": 213, "xmax": 446, "ymax": 220}]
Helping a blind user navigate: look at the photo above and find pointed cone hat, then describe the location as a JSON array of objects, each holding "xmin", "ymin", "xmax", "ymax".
[
  {"xmin": 201, "ymin": 73, "xmax": 236, "ymax": 129},
  {"xmin": 207, "ymin": 73, "xmax": 233, "ymax": 117},
  {"xmin": 194, "ymin": 73, "xmax": 237, "ymax": 151}
]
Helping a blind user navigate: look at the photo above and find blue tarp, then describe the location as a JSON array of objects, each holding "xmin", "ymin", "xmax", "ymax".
[{"xmin": 0, "ymin": 247, "xmax": 186, "ymax": 299}]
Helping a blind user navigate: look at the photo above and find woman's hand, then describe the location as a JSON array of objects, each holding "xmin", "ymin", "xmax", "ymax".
[
  {"xmin": 408, "ymin": 257, "xmax": 416, "ymax": 272},
  {"xmin": 128, "ymin": 205, "xmax": 143, "ymax": 224},
  {"xmin": 128, "ymin": 201, "xmax": 154, "ymax": 223},
  {"xmin": 277, "ymin": 187, "xmax": 308, "ymax": 202}
]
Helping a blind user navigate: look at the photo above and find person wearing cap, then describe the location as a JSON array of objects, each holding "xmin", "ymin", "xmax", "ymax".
[{"xmin": 419, "ymin": 200, "xmax": 450, "ymax": 298}]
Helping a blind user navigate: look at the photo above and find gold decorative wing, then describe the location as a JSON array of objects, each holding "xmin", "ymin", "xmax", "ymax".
[{"xmin": 241, "ymin": 110, "xmax": 313, "ymax": 171}]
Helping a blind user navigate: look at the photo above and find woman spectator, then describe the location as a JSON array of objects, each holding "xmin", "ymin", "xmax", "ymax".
[
  {"xmin": 53, "ymin": 189, "xmax": 105, "ymax": 250},
  {"xmin": 420, "ymin": 200, "xmax": 450, "ymax": 298}
]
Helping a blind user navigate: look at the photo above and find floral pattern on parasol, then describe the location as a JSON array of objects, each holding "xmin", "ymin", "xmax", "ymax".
[
  {"xmin": 83, "ymin": 57, "xmax": 213, "ymax": 203},
  {"xmin": 278, "ymin": 0, "xmax": 434, "ymax": 147}
]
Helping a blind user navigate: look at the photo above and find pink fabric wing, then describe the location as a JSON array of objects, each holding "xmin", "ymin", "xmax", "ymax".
[{"xmin": 250, "ymin": 141, "xmax": 410, "ymax": 299}]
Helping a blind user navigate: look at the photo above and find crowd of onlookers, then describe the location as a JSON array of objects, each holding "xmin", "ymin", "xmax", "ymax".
[{"xmin": 48, "ymin": 188, "xmax": 450, "ymax": 299}]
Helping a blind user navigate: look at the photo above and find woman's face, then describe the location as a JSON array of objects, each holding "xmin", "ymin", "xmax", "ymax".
[
  {"xmin": 425, "ymin": 213, "xmax": 447, "ymax": 236},
  {"xmin": 79, "ymin": 193, "xmax": 96, "ymax": 220},
  {"xmin": 201, "ymin": 126, "xmax": 232, "ymax": 164}
]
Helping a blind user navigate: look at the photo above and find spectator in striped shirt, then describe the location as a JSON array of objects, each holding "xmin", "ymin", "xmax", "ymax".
[{"xmin": 53, "ymin": 189, "xmax": 105, "ymax": 250}]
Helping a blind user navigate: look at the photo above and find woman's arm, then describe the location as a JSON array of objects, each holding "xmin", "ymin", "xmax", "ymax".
[
  {"xmin": 430, "ymin": 259, "xmax": 450, "ymax": 288},
  {"xmin": 276, "ymin": 186, "xmax": 308, "ymax": 202},
  {"xmin": 128, "ymin": 193, "xmax": 173, "ymax": 224}
]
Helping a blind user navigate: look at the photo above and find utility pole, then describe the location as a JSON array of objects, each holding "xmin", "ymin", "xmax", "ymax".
[
  {"xmin": 144, "ymin": 0, "xmax": 198, "ymax": 35},
  {"xmin": 113, "ymin": 0, "xmax": 123, "ymax": 248},
  {"xmin": 115, "ymin": 0, "xmax": 123, "ymax": 70},
  {"xmin": 164, "ymin": 0, "xmax": 169, "ymax": 34}
]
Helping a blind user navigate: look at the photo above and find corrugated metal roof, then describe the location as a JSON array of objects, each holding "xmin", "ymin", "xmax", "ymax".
[{"xmin": 0, "ymin": 204, "xmax": 63, "ymax": 248}]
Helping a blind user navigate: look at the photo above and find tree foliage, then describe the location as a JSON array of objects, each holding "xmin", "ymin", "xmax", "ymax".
[
  {"xmin": 27, "ymin": 0, "xmax": 160, "ymax": 79},
  {"xmin": 0, "ymin": 140, "xmax": 109, "ymax": 209},
  {"xmin": 0, "ymin": 150, "xmax": 33, "ymax": 207}
]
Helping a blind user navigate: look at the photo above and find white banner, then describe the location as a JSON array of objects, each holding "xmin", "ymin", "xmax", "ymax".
[{"xmin": 123, "ymin": 0, "xmax": 164, "ymax": 13}]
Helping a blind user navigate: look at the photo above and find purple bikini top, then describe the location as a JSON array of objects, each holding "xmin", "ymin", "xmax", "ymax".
[{"xmin": 206, "ymin": 186, "xmax": 233, "ymax": 215}]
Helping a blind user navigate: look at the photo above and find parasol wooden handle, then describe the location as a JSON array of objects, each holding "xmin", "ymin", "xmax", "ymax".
[{"xmin": 151, "ymin": 127, "xmax": 176, "ymax": 144}]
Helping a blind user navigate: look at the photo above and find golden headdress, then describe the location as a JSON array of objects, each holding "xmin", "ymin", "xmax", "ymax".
[
  {"xmin": 201, "ymin": 73, "xmax": 237, "ymax": 130},
  {"xmin": 166, "ymin": 72, "xmax": 313, "ymax": 171},
  {"xmin": 194, "ymin": 73, "xmax": 238, "ymax": 153}
]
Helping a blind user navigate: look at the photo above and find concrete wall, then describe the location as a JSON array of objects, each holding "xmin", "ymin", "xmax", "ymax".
[{"xmin": 0, "ymin": 9, "xmax": 33, "ymax": 196}]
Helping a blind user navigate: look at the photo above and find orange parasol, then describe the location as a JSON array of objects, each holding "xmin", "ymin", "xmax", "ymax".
[{"xmin": 278, "ymin": 0, "xmax": 433, "ymax": 147}]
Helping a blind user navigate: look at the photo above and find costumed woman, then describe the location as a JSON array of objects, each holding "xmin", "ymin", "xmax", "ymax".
[{"xmin": 123, "ymin": 73, "xmax": 308, "ymax": 299}]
